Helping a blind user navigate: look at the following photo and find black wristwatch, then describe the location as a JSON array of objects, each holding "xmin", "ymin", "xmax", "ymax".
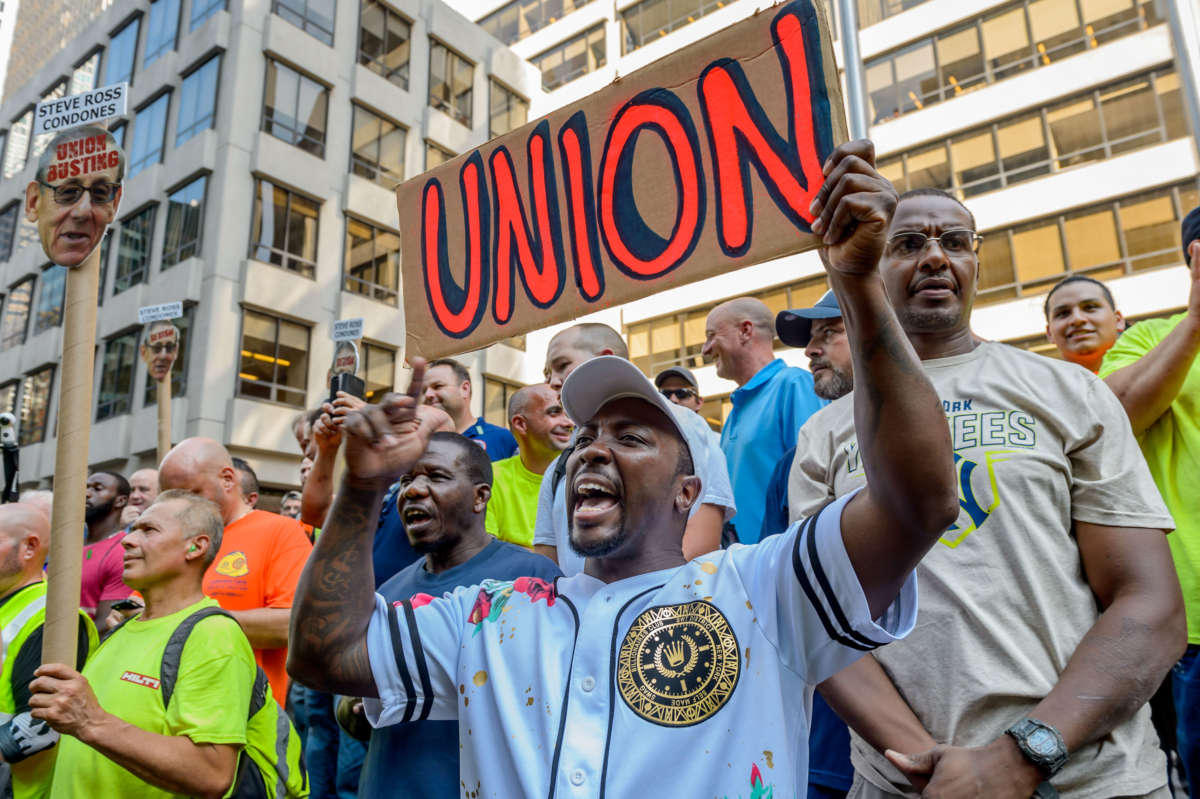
[{"xmin": 1005, "ymin": 718, "xmax": 1068, "ymax": 778}]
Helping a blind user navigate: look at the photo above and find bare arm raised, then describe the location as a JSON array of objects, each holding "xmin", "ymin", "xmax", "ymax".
[
  {"xmin": 287, "ymin": 361, "xmax": 440, "ymax": 697},
  {"xmin": 808, "ymin": 140, "xmax": 959, "ymax": 618}
]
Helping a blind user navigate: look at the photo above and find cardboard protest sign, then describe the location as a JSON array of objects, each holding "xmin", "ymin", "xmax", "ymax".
[
  {"xmin": 141, "ymin": 320, "xmax": 180, "ymax": 382},
  {"xmin": 24, "ymin": 124, "xmax": 124, "ymax": 268},
  {"xmin": 398, "ymin": 0, "xmax": 846, "ymax": 359}
]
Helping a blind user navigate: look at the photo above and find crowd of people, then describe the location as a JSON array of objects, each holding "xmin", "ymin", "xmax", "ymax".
[{"xmin": 0, "ymin": 140, "xmax": 1197, "ymax": 799}]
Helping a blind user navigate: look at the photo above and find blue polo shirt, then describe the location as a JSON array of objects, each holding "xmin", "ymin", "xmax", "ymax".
[
  {"xmin": 358, "ymin": 538, "xmax": 562, "ymax": 798},
  {"xmin": 719, "ymin": 358, "xmax": 824, "ymax": 544},
  {"xmin": 462, "ymin": 417, "xmax": 518, "ymax": 461}
]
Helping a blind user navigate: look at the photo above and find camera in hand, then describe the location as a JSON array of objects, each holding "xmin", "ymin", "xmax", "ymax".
[
  {"xmin": 330, "ymin": 372, "xmax": 365, "ymax": 403},
  {"xmin": 329, "ymin": 340, "xmax": 365, "ymax": 403}
]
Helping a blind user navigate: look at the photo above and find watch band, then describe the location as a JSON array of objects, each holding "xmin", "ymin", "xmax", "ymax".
[{"xmin": 1033, "ymin": 781, "xmax": 1060, "ymax": 799}]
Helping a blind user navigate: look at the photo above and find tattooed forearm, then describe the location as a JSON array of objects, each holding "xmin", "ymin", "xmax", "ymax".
[{"xmin": 288, "ymin": 478, "xmax": 386, "ymax": 696}]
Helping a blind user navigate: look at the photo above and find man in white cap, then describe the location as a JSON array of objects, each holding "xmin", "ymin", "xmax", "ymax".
[{"xmin": 285, "ymin": 139, "xmax": 959, "ymax": 797}]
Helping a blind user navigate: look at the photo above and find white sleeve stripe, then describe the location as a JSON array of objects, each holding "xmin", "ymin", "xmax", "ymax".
[
  {"xmin": 790, "ymin": 507, "xmax": 886, "ymax": 652},
  {"xmin": 400, "ymin": 599, "xmax": 435, "ymax": 722},
  {"xmin": 386, "ymin": 601, "xmax": 419, "ymax": 724}
]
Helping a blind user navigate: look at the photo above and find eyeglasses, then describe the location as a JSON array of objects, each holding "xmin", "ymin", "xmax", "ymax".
[
  {"xmin": 886, "ymin": 229, "xmax": 982, "ymax": 258},
  {"xmin": 38, "ymin": 181, "xmax": 121, "ymax": 206},
  {"xmin": 147, "ymin": 342, "xmax": 177, "ymax": 355},
  {"xmin": 661, "ymin": 388, "xmax": 698, "ymax": 401}
]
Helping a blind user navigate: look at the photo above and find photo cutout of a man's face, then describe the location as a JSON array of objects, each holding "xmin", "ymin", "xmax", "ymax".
[
  {"xmin": 141, "ymin": 321, "xmax": 179, "ymax": 382},
  {"xmin": 24, "ymin": 125, "xmax": 124, "ymax": 268}
]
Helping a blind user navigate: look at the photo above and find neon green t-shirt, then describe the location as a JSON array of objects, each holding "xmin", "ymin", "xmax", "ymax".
[
  {"xmin": 484, "ymin": 455, "xmax": 544, "ymax": 548},
  {"xmin": 49, "ymin": 597, "xmax": 255, "ymax": 799},
  {"xmin": 1101, "ymin": 313, "xmax": 1200, "ymax": 643}
]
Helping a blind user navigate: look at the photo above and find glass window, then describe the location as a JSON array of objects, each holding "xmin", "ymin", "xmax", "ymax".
[
  {"xmin": 951, "ymin": 130, "xmax": 999, "ymax": 196},
  {"xmin": 936, "ymin": 24, "xmax": 986, "ymax": 96},
  {"xmin": 425, "ymin": 141, "xmax": 454, "ymax": 169},
  {"xmin": 1157, "ymin": 71, "xmax": 1186, "ymax": 140},
  {"xmin": 344, "ymin": 216, "xmax": 400, "ymax": 303},
  {"xmin": 1120, "ymin": 189, "xmax": 1177, "ymax": 270},
  {"xmin": 144, "ymin": 305, "xmax": 194, "ymax": 403},
  {"xmin": 1099, "ymin": 75, "xmax": 1158, "ymax": 154},
  {"xmin": 249, "ymin": 179, "xmax": 319, "ymax": 277},
  {"xmin": 621, "ymin": 0, "xmax": 722, "ymax": 53},
  {"xmin": 114, "ymin": 205, "xmax": 157, "ymax": 294},
  {"xmin": 977, "ymin": 230, "xmax": 1016, "ymax": 296},
  {"xmin": 1, "ymin": 278, "xmax": 34, "ymax": 350},
  {"xmin": 1011, "ymin": 219, "xmax": 1064, "ymax": 283},
  {"xmin": 262, "ymin": 60, "xmax": 328, "ymax": 156},
  {"xmin": 238, "ymin": 309, "xmax": 310, "ymax": 407},
  {"xmin": 1028, "ymin": 0, "xmax": 1083, "ymax": 61},
  {"xmin": 273, "ymin": 0, "xmax": 336, "ymax": 45},
  {"xmin": 350, "ymin": 104, "xmax": 405, "ymax": 187},
  {"xmin": 866, "ymin": 59, "xmax": 898, "ymax": 123},
  {"xmin": 892, "ymin": 41, "xmax": 937, "ymax": 112},
  {"xmin": 105, "ymin": 17, "xmax": 141, "ymax": 86},
  {"xmin": 1046, "ymin": 94, "xmax": 1103, "ymax": 167},
  {"xmin": 98, "ymin": 231, "xmax": 113, "ymax": 304},
  {"xmin": 144, "ymin": 0, "xmax": 180, "ymax": 67},
  {"xmin": 359, "ymin": 0, "xmax": 410, "ymax": 89},
  {"xmin": 4, "ymin": 109, "xmax": 31, "ymax": 179},
  {"xmin": 176, "ymin": 54, "xmax": 220, "ymax": 146},
  {"xmin": 110, "ymin": 122, "xmax": 127, "ymax": 150},
  {"xmin": 428, "ymin": 42, "xmax": 474, "ymax": 126},
  {"xmin": 71, "ymin": 51, "xmax": 101, "ymax": 94},
  {"xmin": 905, "ymin": 142, "xmax": 951, "ymax": 191},
  {"xmin": 490, "ymin": 80, "xmax": 528, "ymax": 138},
  {"xmin": 877, "ymin": 156, "xmax": 905, "ymax": 191},
  {"xmin": 483, "ymin": 376, "xmax": 519, "ymax": 426},
  {"xmin": 31, "ymin": 82, "xmax": 67, "ymax": 161},
  {"xmin": 96, "ymin": 330, "xmax": 139, "ymax": 420},
  {"xmin": 34, "ymin": 265, "xmax": 67, "ymax": 334},
  {"xmin": 1063, "ymin": 205, "xmax": 1120, "ymax": 270},
  {"xmin": 481, "ymin": 0, "xmax": 596, "ymax": 44},
  {"xmin": 129, "ymin": 93, "xmax": 170, "ymax": 176},
  {"xmin": 981, "ymin": 6, "xmax": 1032, "ymax": 81},
  {"xmin": 18, "ymin": 366, "xmax": 54, "ymax": 445},
  {"xmin": 191, "ymin": 0, "xmax": 225, "ymax": 28},
  {"xmin": 0, "ymin": 382, "xmax": 14, "ymax": 416},
  {"xmin": 996, "ymin": 112, "xmax": 1049, "ymax": 183},
  {"xmin": 533, "ymin": 24, "xmax": 605, "ymax": 91},
  {"xmin": 162, "ymin": 175, "xmax": 207, "ymax": 267},
  {"xmin": 0, "ymin": 204, "xmax": 17, "ymax": 262},
  {"xmin": 361, "ymin": 342, "xmax": 395, "ymax": 402}
]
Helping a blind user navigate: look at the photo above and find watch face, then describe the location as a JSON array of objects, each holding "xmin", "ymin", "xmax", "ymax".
[{"xmin": 1028, "ymin": 728, "xmax": 1059, "ymax": 756}]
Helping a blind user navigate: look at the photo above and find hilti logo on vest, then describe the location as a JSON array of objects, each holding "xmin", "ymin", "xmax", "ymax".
[{"xmin": 120, "ymin": 671, "xmax": 161, "ymax": 690}]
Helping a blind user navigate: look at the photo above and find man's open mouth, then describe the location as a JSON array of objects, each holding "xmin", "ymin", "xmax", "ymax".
[
  {"xmin": 402, "ymin": 505, "xmax": 433, "ymax": 525},
  {"xmin": 573, "ymin": 478, "xmax": 620, "ymax": 520}
]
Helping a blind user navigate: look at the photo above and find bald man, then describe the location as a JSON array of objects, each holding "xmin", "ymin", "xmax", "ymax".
[
  {"xmin": 119, "ymin": 469, "xmax": 158, "ymax": 527},
  {"xmin": 486, "ymin": 384, "xmax": 573, "ymax": 547},
  {"xmin": 159, "ymin": 437, "xmax": 312, "ymax": 705},
  {"xmin": 16, "ymin": 491, "xmax": 52, "ymax": 522},
  {"xmin": 703, "ymin": 297, "xmax": 824, "ymax": 543},
  {"xmin": 0, "ymin": 504, "xmax": 95, "ymax": 799}
]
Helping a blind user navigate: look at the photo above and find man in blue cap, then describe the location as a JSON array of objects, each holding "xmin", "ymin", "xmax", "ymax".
[{"xmin": 771, "ymin": 289, "xmax": 856, "ymax": 799}]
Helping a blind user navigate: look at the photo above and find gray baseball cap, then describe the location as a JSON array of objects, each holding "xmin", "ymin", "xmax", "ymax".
[
  {"xmin": 653, "ymin": 366, "xmax": 699, "ymax": 389},
  {"xmin": 776, "ymin": 290, "xmax": 841, "ymax": 348}
]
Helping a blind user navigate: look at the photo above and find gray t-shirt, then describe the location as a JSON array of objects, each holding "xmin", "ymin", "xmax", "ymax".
[{"xmin": 788, "ymin": 342, "xmax": 1175, "ymax": 798}]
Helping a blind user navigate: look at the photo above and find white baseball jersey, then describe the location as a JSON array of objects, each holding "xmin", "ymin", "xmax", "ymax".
[
  {"xmin": 533, "ymin": 403, "xmax": 737, "ymax": 576},
  {"xmin": 364, "ymin": 491, "xmax": 916, "ymax": 798}
]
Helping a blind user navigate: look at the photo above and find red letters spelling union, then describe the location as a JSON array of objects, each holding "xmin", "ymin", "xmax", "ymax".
[{"xmin": 418, "ymin": 0, "xmax": 832, "ymax": 340}]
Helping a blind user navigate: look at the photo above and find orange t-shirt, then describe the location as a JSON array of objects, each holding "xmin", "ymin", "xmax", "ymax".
[{"xmin": 202, "ymin": 510, "xmax": 312, "ymax": 705}]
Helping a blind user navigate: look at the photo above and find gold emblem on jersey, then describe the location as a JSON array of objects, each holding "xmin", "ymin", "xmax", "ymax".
[{"xmin": 616, "ymin": 601, "xmax": 740, "ymax": 727}]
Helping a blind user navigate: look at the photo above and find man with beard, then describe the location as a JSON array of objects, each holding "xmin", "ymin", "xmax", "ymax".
[
  {"xmin": 423, "ymin": 359, "xmax": 516, "ymax": 460},
  {"xmin": 352, "ymin": 433, "xmax": 560, "ymax": 797},
  {"xmin": 0, "ymin": 504, "xmax": 94, "ymax": 799},
  {"xmin": 82, "ymin": 471, "xmax": 134, "ymax": 632},
  {"xmin": 1044, "ymin": 276, "xmax": 1126, "ymax": 374},
  {"xmin": 486, "ymin": 384, "xmax": 573, "ymax": 548},
  {"xmin": 286, "ymin": 139, "xmax": 961, "ymax": 797},
  {"xmin": 120, "ymin": 469, "xmax": 159, "ymax": 527},
  {"xmin": 792, "ymin": 180, "xmax": 1182, "ymax": 798}
]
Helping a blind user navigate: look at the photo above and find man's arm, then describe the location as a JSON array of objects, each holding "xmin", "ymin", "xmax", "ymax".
[
  {"xmin": 29, "ymin": 664, "xmax": 238, "ymax": 799},
  {"xmin": 1102, "ymin": 242, "xmax": 1200, "ymax": 434},
  {"xmin": 809, "ymin": 140, "xmax": 958, "ymax": 618},
  {"xmin": 817, "ymin": 655, "xmax": 936, "ymax": 758},
  {"xmin": 288, "ymin": 363, "xmax": 437, "ymax": 697},
  {"xmin": 681, "ymin": 503, "xmax": 723, "ymax": 560},
  {"xmin": 889, "ymin": 523, "xmax": 1186, "ymax": 796},
  {"xmin": 226, "ymin": 607, "xmax": 290, "ymax": 649}
]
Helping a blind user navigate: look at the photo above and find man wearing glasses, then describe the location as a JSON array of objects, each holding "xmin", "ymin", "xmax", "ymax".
[
  {"xmin": 792, "ymin": 180, "xmax": 1183, "ymax": 798},
  {"xmin": 653, "ymin": 366, "xmax": 705, "ymax": 414},
  {"xmin": 23, "ymin": 125, "xmax": 123, "ymax": 268}
]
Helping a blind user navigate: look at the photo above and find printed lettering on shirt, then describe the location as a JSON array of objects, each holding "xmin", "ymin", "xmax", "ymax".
[
  {"xmin": 120, "ymin": 670, "xmax": 161, "ymax": 690},
  {"xmin": 841, "ymin": 406, "xmax": 1040, "ymax": 548}
]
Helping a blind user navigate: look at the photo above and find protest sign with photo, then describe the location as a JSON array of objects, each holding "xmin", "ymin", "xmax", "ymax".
[{"xmin": 398, "ymin": 0, "xmax": 846, "ymax": 359}]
